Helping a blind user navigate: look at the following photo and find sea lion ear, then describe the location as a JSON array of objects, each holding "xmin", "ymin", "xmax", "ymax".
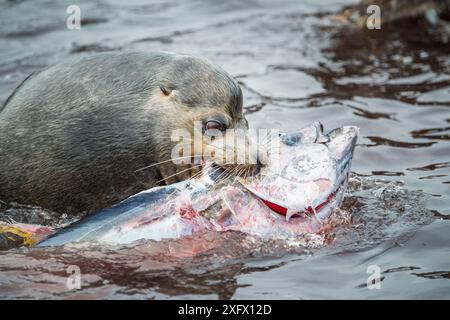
[
  {"xmin": 326, "ymin": 126, "xmax": 359, "ymax": 161},
  {"xmin": 159, "ymin": 85, "xmax": 173, "ymax": 96}
]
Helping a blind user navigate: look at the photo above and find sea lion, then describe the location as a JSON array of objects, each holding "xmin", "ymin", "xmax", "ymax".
[{"xmin": 0, "ymin": 51, "xmax": 260, "ymax": 216}]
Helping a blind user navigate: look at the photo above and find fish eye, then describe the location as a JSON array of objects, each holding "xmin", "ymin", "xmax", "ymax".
[{"xmin": 280, "ymin": 133, "xmax": 302, "ymax": 146}]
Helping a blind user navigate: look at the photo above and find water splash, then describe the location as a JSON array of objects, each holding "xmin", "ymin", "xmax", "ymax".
[{"xmin": 327, "ymin": 175, "xmax": 434, "ymax": 253}]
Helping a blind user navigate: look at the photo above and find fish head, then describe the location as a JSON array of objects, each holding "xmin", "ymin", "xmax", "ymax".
[{"xmin": 227, "ymin": 123, "xmax": 359, "ymax": 224}]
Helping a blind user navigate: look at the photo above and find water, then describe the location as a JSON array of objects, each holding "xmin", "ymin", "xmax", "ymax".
[{"xmin": 0, "ymin": 0, "xmax": 449, "ymax": 299}]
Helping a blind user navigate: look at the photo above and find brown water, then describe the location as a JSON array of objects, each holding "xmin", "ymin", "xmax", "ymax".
[{"xmin": 0, "ymin": 0, "xmax": 449, "ymax": 299}]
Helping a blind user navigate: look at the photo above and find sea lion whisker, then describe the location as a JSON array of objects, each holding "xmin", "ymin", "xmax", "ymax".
[
  {"xmin": 211, "ymin": 167, "xmax": 234, "ymax": 188},
  {"xmin": 134, "ymin": 155, "xmax": 195, "ymax": 172},
  {"xmin": 164, "ymin": 135, "xmax": 226, "ymax": 151},
  {"xmin": 155, "ymin": 164, "xmax": 203, "ymax": 185}
]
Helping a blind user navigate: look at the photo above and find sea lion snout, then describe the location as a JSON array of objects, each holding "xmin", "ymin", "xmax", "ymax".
[
  {"xmin": 156, "ymin": 54, "xmax": 263, "ymax": 181},
  {"xmin": 201, "ymin": 120, "xmax": 266, "ymax": 179}
]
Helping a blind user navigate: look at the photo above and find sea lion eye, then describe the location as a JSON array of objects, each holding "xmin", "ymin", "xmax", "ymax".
[{"xmin": 205, "ymin": 120, "xmax": 224, "ymax": 132}]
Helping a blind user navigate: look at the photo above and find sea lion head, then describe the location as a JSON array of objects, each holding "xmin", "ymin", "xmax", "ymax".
[{"xmin": 148, "ymin": 53, "xmax": 263, "ymax": 184}]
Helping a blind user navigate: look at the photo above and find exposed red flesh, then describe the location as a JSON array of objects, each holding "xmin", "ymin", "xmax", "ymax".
[{"xmin": 259, "ymin": 183, "xmax": 343, "ymax": 218}]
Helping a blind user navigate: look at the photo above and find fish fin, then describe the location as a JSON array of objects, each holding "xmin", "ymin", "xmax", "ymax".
[
  {"xmin": 0, "ymin": 223, "xmax": 54, "ymax": 249},
  {"xmin": 0, "ymin": 224, "xmax": 35, "ymax": 249}
]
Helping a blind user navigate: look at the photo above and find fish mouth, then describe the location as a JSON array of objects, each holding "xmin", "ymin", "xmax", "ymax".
[{"xmin": 239, "ymin": 175, "xmax": 347, "ymax": 220}]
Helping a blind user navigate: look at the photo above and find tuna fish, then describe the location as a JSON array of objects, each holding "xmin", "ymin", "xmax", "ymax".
[{"xmin": 32, "ymin": 123, "xmax": 358, "ymax": 247}]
